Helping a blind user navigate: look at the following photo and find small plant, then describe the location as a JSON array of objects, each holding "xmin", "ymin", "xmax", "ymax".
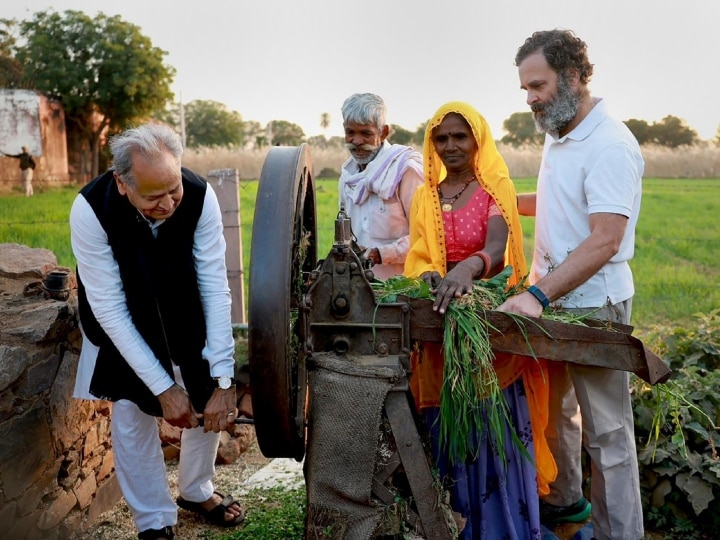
[{"xmin": 631, "ymin": 311, "xmax": 720, "ymax": 537}]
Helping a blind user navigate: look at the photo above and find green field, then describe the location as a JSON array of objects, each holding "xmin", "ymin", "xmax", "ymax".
[{"xmin": 1, "ymin": 178, "xmax": 718, "ymax": 335}]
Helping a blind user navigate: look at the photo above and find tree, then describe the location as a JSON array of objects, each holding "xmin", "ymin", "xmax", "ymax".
[
  {"xmin": 13, "ymin": 10, "xmax": 175, "ymax": 177},
  {"xmin": 624, "ymin": 119, "xmax": 653, "ymax": 145},
  {"xmin": 651, "ymin": 115, "xmax": 698, "ymax": 147},
  {"xmin": 320, "ymin": 112, "xmax": 331, "ymax": 134},
  {"xmin": 389, "ymin": 124, "xmax": 413, "ymax": 145},
  {"xmin": 0, "ymin": 19, "xmax": 23, "ymax": 88},
  {"xmin": 501, "ymin": 112, "xmax": 544, "ymax": 147},
  {"xmin": 182, "ymin": 100, "xmax": 244, "ymax": 148},
  {"xmin": 243, "ymin": 120, "xmax": 268, "ymax": 149},
  {"xmin": 307, "ymin": 135, "xmax": 329, "ymax": 149},
  {"xmin": 413, "ymin": 121, "xmax": 428, "ymax": 146},
  {"xmin": 268, "ymin": 120, "xmax": 305, "ymax": 146}
]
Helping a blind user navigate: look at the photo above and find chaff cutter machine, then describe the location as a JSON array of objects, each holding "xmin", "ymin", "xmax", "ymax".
[{"xmin": 248, "ymin": 145, "xmax": 670, "ymax": 539}]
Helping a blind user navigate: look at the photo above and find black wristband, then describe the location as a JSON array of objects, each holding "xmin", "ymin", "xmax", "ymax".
[{"xmin": 527, "ymin": 285, "xmax": 550, "ymax": 309}]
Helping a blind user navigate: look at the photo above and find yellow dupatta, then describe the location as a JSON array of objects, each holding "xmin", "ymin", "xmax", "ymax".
[{"xmin": 404, "ymin": 101, "xmax": 556, "ymax": 494}]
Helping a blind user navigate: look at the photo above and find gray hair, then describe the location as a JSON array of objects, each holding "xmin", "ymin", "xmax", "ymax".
[
  {"xmin": 341, "ymin": 93, "xmax": 387, "ymax": 131},
  {"xmin": 110, "ymin": 123, "xmax": 183, "ymax": 185}
]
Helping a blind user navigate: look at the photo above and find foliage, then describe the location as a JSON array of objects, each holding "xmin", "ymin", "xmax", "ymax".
[
  {"xmin": 12, "ymin": 9, "xmax": 175, "ymax": 176},
  {"xmin": 319, "ymin": 112, "xmax": 331, "ymax": 132},
  {"xmin": 501, "ymin": 112, "xmax": 544, "ymax": 147},
  {"xmin": 413, "ymin": 121, "xmax": 428, "ymax": 146},
  {"xmin": 631, "ymin": 311, "xmax": 720, "ymax": 537},
  {"xmin": 183, "ymin": 100, "xmax": 244, "ymax": 148},
  {"xmin": 242, "ymin": 120, "xmax": 269, "ymax": 150},
  {"xmin": 0, "ymin": 19, "xmax": 23, "ymax": 87},
  {"xmin": 624, "ymin": 119, "xmax": 654, "ymax": 145},
  {"xmin": 389, "ymin": 124, "xmax": 414, "ymax": 146},
  {"xmin": 268, "ymin": 120, "xmax": 305, "ymax": 146},
  {"xmin": 653, "ymin": 115, "xmax": 698, "ymax": 147},
  {"xmin": 625, "ymin": 116, "xmax": 698, "ymax": 148}
]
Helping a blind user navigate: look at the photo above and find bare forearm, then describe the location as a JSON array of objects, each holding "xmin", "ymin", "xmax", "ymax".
[
  {"xmin": 517, "ymin": 193, "xmax": 536, "ymax": 216},
  {"xmin": 535, "ymin": 213, "xmax": 627, "ymax": 301}
]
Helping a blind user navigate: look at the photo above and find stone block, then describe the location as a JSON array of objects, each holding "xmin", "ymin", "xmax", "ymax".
[
  {"xmin": 0, "ymin": 244, "xmax": 57, "ymax": 278},
  {"xmin": 0, "ymin": 500, "xmax": 17, "ymax": 527},
  {"xmin": 97, "ymin": 452, "xmax": 114, "ymax": 481},
  {"xmin": 73, "ymin": 473, "xmax": 97, "ymax": 510},
  {"xmin": 0, "ymin": 344, "xmax": 28, "ymax": 392},
  {"xmin": 85, "ymin": 475, "xmax": 121, "ymax": 527},
  {"xmin": 0, "ymin": 403, "xmax": 54, "ymax": 499},
  {"xmin": 39, "ymin": 488, "xmax": 76, "ymax": 530},
  {"xmin": 18, "ymin": 353, "xmax": 61, "ymax": 397}
]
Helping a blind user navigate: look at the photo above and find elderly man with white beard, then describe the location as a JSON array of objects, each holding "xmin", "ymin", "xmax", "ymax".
[{"xmin": 338, "ymin": 93, "xmax": 424, "ymax": 280}]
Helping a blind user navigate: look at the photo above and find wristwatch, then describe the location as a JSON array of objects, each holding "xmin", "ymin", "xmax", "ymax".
[{"xmin": 214, "ymin": 375, "xmax": 235, "ymax": 390}]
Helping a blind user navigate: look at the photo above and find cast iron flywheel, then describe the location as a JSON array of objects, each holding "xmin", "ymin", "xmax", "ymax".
[{"xmin": 248, "ymin": 144, "xmax": 317, "ymax": 460}]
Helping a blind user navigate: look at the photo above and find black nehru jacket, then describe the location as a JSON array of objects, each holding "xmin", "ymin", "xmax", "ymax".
[{"xmin": 77, "ymin": 168, "xmax": 216, "ymax": 416}]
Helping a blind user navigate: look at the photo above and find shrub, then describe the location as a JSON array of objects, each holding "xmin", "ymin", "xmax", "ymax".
[{"xmin": 631, "ymin": 310, "xmax": 720, "ymax": 538}]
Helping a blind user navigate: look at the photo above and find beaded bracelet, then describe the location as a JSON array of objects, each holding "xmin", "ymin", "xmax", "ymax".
[
  {"xmin": 470, "ymin": 251, "xmax": 492, "ymax": 279},
  {"xmin": 527, "ymin": 285, "xmax": 550, "ymax": 309}
]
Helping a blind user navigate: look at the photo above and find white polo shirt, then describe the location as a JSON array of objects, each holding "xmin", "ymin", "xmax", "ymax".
[{"xmin": 531, "ymin": 98, "xmax": 644, "ymax": 308}]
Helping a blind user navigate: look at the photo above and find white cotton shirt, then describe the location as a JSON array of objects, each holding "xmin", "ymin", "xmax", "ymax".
[
  {"xmin": 531, "ymin": 98, "xmax": 644, "ymax": 308},
  {"xmin": 70, "ymin": 184, "xmax": 235, "ymax": 400},
  {"xmin": 339, "ymin": 143, "xmax": 424, "ymax": 280}
]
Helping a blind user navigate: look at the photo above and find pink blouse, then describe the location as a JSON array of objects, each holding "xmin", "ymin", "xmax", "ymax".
[{"xmin": 442, "ymin": 186, "xmax": 500, "ymax": 263}]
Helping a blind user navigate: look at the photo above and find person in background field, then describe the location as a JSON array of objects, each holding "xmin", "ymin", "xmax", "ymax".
[
  {"xmin": 339, "ymin": 92, "xmax": 424, "ymax": 280},
  {"xmin": 2, "ymin": 145, "xmax": 36, "ymax": 196},
  {"xmin": 70, "ymin": 123, "xmax": 245, "ymax": 540},
  {"xmin": 497, "ymin": 29, "xmax": 645, "ymax": 540},
  {"xmin": 404, "ymin": 101, "xmax": 556, "ymax": 539}
]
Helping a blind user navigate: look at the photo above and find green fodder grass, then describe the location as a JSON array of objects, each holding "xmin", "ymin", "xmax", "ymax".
[{"xmin": 1, "ymin": 178, "xmax": 718, "ymax": 336}]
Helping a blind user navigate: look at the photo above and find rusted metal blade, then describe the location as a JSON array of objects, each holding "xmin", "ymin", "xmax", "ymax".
[{"xmin": 404, "ymin": 297, "xmax": 671, "ymax": 385}]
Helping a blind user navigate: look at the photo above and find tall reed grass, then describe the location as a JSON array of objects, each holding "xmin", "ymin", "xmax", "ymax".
[{"xmin": 180, "ymin": 142, "xmax": 720, "ymax": 180}]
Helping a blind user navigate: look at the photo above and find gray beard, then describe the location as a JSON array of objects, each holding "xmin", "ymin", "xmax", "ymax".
[
  {"xmin": 349, "ymin": 145, "xmax": 381, "ymax": 166},
  {"xmin": 533, "ymin": 75, "xmax": 580, "ymax": 134}
]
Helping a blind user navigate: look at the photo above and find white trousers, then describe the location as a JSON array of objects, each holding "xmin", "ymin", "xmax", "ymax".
[
  {"xmin": 543, "ymin": 299, "xmax": 644, "ymax": 540},
  {"xmin": 111, "ymin": 367, "xmax": 220, "ymax": 532},
  {"xmin": 22, "ymin": 168, "xmax": 33, "ymax": 196}
]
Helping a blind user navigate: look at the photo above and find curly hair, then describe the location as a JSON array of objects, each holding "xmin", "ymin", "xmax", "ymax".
[{"xmin": 515, "ymin": 29, "xmax": 594, "ymax": 84}]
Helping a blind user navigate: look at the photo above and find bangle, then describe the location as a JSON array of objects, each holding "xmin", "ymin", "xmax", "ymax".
[
  {"xmin": 527, "ymin": 285, "xmax": 550, "ymax": 309},
  {"xmin": 470, "ymin": 251, "xmax": 492, "ymax": 279}
]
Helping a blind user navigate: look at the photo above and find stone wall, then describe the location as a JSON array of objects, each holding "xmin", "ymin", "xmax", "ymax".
[
  {"xmin": 0, "ymin": 243, "xmax": 257, "ymax": 539},
  {"xmin": 0, "ymin": 243, "xmax": 119, "ymax": 540}
]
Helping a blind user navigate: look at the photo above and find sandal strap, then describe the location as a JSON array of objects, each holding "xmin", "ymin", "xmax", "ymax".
[{"xmin": 138, "ymin": 526, "xmax": 174, "ymax": 540}]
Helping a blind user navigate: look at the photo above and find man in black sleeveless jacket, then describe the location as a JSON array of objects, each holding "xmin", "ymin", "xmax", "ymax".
[{"xmin": 70, "ymin": 123, "xmax": 244, "ymax": 540}]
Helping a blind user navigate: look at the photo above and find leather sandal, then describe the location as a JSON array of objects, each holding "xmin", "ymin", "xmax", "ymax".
[
  {"xmin": 177, "ymin": 491, "xmax": 245, "ymax": 527},
  {"xmin": 138, "ymin": 525, "xmax": 174, "ymax": 540}
]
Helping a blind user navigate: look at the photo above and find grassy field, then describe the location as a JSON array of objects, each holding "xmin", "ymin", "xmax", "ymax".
[{"xmin": 1, "ymin": 177, "xmax": 718, "ymax": 335}]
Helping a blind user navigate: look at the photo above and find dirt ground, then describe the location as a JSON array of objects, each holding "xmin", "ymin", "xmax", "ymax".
[{"xmin": 70, "ymin": 439, "xmax": 272, "ymax": 540}]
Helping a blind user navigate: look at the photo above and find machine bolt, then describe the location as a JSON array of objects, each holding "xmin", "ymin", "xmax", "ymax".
[{"xmin": 336, "ymin": 263, "xmax": 347, "ymax": 274}]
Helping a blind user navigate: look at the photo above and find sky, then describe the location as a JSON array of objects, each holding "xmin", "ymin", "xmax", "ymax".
[{"xmin": 5, "ymin": 0, "xmax": 720, "ymax": 140}]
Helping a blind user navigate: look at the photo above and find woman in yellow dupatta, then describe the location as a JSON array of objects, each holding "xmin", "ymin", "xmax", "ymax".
[{"xmin": 404, "ymin": 102, "xmax": 555, "ymax": 539}]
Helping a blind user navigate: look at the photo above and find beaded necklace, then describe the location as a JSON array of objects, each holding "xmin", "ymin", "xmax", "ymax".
[{"xmin": 438, "ymin": 176, "xmax": 475, "ymax": 212}]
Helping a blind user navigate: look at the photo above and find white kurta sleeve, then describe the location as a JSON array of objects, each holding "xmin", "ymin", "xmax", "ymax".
[
  {"xmin": 194, "ymin": 186, "xmax": 235, "ymax": 377},
  {"xmin": 70, "ymin": 195, "xmax": 175, "ymax": 396}
]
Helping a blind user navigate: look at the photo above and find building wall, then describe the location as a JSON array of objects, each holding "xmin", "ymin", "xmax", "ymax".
[{"xmin": 0, "ymin": 89, "xmax": 70, "ymax": 193}]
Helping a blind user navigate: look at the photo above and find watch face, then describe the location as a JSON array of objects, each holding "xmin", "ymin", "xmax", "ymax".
[{"xmin": 217, "ymin": 376, "xmax": 232, "ymax": 389}]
